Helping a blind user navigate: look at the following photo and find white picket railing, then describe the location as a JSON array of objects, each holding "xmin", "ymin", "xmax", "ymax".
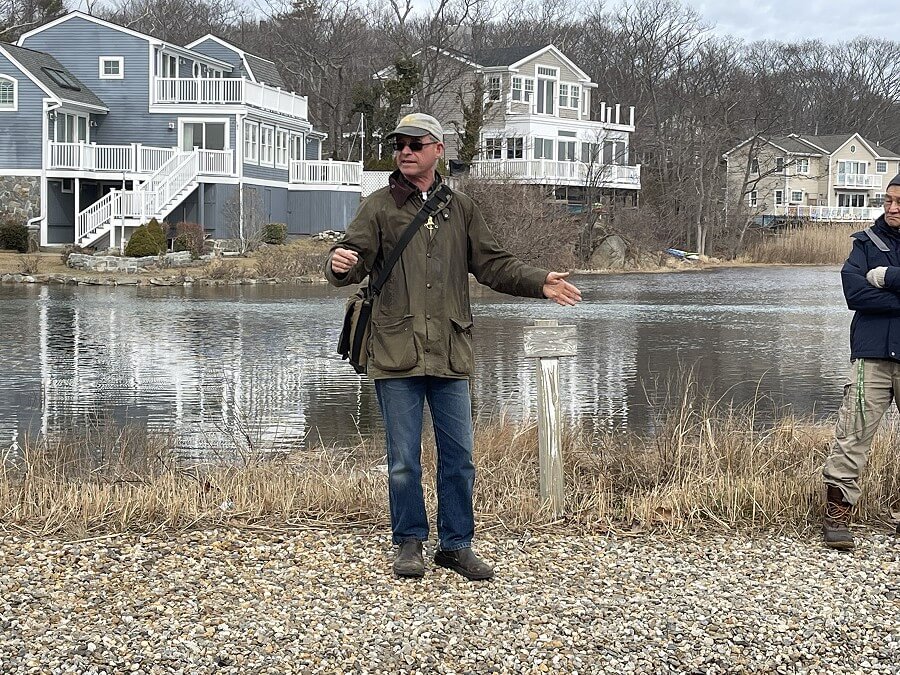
[
  {"xmin": 290, "ymin": 160, "xmax": 362, "ymax": 185},
  {"xmin": 469, "ymin": 159, "xmax": 641, "ymax": 187},
  {"xmin": 198, "ymin": 149, "xmax": 233, "ymax": 175},
  {"xmin": 154, "ymin": 77, "xmax": 308, "ymax": 119},
  {"xmin": 50, "ymin": 142, "xmax": 179, "ymax": 173},
  {"xmin": 775, "ymin": 205, "xmax": 882, "ymax": 222},
  {"xmin": 140, "ymin": 146, "xmax": 177, "ymax": 173},
  {"xmin": 835, "ymin": 174, "xmax": 883, "ymax": 189}
]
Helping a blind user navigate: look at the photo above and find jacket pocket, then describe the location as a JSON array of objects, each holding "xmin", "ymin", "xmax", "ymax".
[
  {"xmin": 372, "ymin": 315, "xmax": 418, "ymax": 371},
  {"xmin": 449, "ymin": 317, "xmax": 474, "ymax": 374}
]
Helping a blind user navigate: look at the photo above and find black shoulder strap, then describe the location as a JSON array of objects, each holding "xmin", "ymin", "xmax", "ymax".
[
  {"xmin": 865, "ymin": 226, "xmax": 891, "ymax": 252},
  {"xmin": 370, "ymin": 184, "xmax": 453, "ymax": 296}
]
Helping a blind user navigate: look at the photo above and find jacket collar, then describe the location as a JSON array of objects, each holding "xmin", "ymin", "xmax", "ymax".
[
  {"xmin": 388, "ymin": 169, "xmax": 444, "ymax": 208},
  {"xmin": 873, "ymin": 215, "xmax": 900, "ymax": 240}
]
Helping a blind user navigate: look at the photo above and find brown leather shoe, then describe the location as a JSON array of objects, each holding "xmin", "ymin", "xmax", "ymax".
[
  {"xmin": 823, "ymin": 486, "xmax": 854, "ymax": 550},
  {"xmin": 393, "ymin": 540, "xmax": 424, "ymax": 578},
  {"xmin": 434, "ymin": 547, "xmax": 494, "ymax": 581}
]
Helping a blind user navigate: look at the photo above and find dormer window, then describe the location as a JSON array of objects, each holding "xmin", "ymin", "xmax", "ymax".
[
  {"xmin": 0, "ymin": 75, "xmax": 16, "ymax": 110},
  {"xmin": 42, "ymin": 67, "xmax": 80, "ymax": 91}
]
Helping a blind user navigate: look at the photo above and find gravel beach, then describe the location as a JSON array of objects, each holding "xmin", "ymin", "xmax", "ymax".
[{"xmin": 1, "ymin": 527, "xmax": 898, "ymax": 674}]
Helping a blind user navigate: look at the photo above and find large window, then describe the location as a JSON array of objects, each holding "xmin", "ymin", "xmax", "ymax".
[
  {"xmin": 557, "ymin": 140, "xmax": 576, "ymax": 162},
  {"xmin": 54, "ymin": 112, "xmax": 88, "ymax": 143},
  {"xmin": 559, "ymin": 84, "xmax": 580, "ymax": 109},
  {"xmin": 534, "ymin": 137, "xmax": 554, "ymax": 160},
  {"xmin": 0, "ymin": 75, "xmax": 15, "ymax": 110},
  {"xmin": 244, "ymin": 120, "xmax": 259, "ymax": 164},
  {"xmin": 838, "ymin": 193, "xmax": 866, "ymax": 207},
  {"xmin": 484, "ymin": 137, "xmax": 502, "ymax": 159},
  {"xmin": 795, "ymin": 158, "xmax": 809, "ymax": 174},
  {"xmin": 506, "ymin": 137, "xmax": 523, "ymax": 159},
  {"xmin": 181, "ymin": 121, "xmax": 226, "ymax": 151},
  {"xmin": 290, "ymin": 133, "xmax": 305, "ymax": 161},
  {"xmin": 260, "ymin": 124, "xmax": 275, "ymax": 165}
]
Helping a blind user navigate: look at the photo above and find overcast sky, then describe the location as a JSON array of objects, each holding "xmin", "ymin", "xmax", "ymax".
[{"xmin": 605, "ymin": 0, "xmax": 897, "ymax": 43}]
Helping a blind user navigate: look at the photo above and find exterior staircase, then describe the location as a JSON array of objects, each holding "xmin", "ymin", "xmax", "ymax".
[{"xmin": 76, "ymin": 151, "xmax": 200, "ymax": 248}]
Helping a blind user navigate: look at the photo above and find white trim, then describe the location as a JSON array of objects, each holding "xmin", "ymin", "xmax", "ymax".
[
  {"xmin": 275, "ymin": 128, "xmax": 289, "ymax": 168},
  {"xmin": 0, "ymin": 168, "xmax": 42, "ymax": 176},
  {"xmin": 186, "ymin": 34, "xmax": 279, "ymax": 67},
  {"xmin": 0, "ymin": 45, "xmax": 58, "ymax": 101},
  {"xmin": 509, "ymin": 45, "xmax": 591, "ymax": 83},
  {"xmin": 876, "ymin": 160, "xmax": 889, "ymax": 174},
  {"xmin": 0, "ymin": 74, "xmax": 17, "ymax": 111},
  {"xmin": 99, "ymin": 56, "xmax": 124, "ymax": 79}
]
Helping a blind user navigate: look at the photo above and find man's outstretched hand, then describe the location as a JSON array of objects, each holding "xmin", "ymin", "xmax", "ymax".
[{"xmin": 542, "ymin": 272, "xmax": 582, "ymax": 307}]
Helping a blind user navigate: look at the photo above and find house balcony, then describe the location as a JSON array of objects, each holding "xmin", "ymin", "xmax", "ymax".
[
  {"xmin": 153, "ymin": 77, "xmax": 308, "ymax": 120},
  {"xmin": 834, "ymin": 174, "xmax": 882, "ymax": 189},
  {"xmin": 290, "ymin": 160, "xmax": 362, "ymax": 186},
  {"xmin": 777, "ymin": 205, "xmax": 882, "ymax": 222},
  {"xmin": 49, "ymin": 142, "xmax": 234, "ymax": 176},
  {"xmin": 468, "ymin": 159, "xmax": 641, "ymax": 189}
]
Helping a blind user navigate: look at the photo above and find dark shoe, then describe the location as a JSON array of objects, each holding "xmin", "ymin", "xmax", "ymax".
[
  {"xmin": 393, "ymin": 540, "xmax": 424, "ymax": 578},
  {"xmin": 823, "ymin": 486, "xmax": 855, "ymax": 551},
  {"xmin": 434, "ymin": 547, "xmax": 494, "ymax": 581}
]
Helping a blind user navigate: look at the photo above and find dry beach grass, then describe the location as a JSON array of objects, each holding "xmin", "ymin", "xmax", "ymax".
[{"xmin": 3, "ymin": 389, "xmax": 898, "ymax": 538}]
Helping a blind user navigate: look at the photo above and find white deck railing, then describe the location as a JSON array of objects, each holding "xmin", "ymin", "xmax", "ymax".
[
  {"xmin": 835, "ymin": 174, "xmax": 882, "ymax": 189},
  {"xmin": 290, "ymin": 160, "xmax": 362, "ymax": 185},
  {"xmin": 50, "ymin": 143, "xmax": 177, "ymax": 173},
  {"xmin": 776, "ymin": 205, "xmax": 882, "ymax": 222},
  {"xmin": 154, "ymin": 77, "xmax": 308, "ymax": 120},
  {"xmin": 50, "ymin": 142, "xmax": 233, "ymax": 176},
  {"xmin": 469, "ymin": 159, "xmax": 641, "ymax": 187}
]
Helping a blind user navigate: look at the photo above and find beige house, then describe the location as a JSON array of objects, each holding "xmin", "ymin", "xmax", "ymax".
[
  {"xmin": 376, "ymin": 44, "xmax": 641, "ymax": 202},
  {"xmin": 724, "ymin": 133, "xmax": 900, "ymax": 223}
]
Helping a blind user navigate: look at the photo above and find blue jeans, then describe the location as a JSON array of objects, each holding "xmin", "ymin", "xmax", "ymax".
[{"xmin": 374, "ymin": 376, "xmax": 475, "ymax": 551}]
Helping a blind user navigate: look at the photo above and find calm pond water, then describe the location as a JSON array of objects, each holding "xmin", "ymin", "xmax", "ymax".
[{"xmin": 0, "ymin": 267, "xmax": 850, "ymax": 454}]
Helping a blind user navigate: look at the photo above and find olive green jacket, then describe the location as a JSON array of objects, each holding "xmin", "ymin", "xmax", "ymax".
[{"xmin": 326, "ymin": 171, "xmax": 549, "ymax": 379}]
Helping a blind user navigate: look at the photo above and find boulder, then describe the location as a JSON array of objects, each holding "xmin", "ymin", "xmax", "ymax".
[{"xmin": 589, "ymin": 235, "xmax": 630, "ymax": 269}]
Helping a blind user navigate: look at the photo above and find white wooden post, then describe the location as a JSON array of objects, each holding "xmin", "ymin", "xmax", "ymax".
[{"xmin": 523, "ymin": 319, "xmax": 577, "ymax": 519}]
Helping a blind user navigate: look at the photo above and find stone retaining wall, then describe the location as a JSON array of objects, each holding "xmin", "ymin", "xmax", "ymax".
[
  {"xmin": 0, "ymin": 176, "xmax": 40, "ymax": 223},
  {"xmin": 66, "ymin": 251, "xmax": 197, "ymax": 273}
]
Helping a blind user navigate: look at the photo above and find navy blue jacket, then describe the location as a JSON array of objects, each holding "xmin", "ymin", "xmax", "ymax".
[{"xmin": 842, "ymin": 216, "xmax": 900, "ymax": 361}]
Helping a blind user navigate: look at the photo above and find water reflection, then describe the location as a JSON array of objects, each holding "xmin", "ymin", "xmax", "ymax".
[{"xmin": 0, "ymin": 268, "xmax": 850, "ymax": 454}]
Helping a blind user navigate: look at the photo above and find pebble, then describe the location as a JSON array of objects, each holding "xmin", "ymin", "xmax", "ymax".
[{"xmin": 0, "ymin": 529, "xmax": 897, "ymax": 673}]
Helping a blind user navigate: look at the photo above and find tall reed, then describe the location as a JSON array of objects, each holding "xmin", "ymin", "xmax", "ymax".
[{"xmin": 741, "ymin": 224, "xmax": 858, "ymax": 265}]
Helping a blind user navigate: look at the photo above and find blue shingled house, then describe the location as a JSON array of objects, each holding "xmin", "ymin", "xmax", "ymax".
[{"xmin": 0, "ymin": 11, "xmax": 360, "ymax": 248}]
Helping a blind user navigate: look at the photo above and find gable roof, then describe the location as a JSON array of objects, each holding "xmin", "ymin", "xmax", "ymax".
[
  {"xmin": 471, "ymin": 45, "xmax": 543, "ymax": 67},
  {"xmin": 19, "ymin": 11, "xmax": 233, "ymax": 71},
  {"xmin": 725, "ymin": 132, "xmax": 900, "ymax": 160},
  {"xmin": 186, "ymin": 34, "xmax": 285, "ymax": 88},
  {"xmin": 0, "ymin": 42, "xmax": 106, "ymax": 110}
]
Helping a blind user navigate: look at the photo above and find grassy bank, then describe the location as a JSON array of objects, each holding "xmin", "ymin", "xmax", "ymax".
[{"xmin": 3, "ymin": 394, "xmax": 898, "ymax": 537}]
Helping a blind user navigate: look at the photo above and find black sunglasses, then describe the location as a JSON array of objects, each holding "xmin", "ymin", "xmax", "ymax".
[{"xmin": 392, "ymin": 139, "xmax": 439, "ymax": 152}]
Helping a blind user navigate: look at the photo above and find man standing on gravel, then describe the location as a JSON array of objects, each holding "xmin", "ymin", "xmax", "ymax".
[
  {"xmin": 823, "ymin": 171, "xmax": 900, "ymax": 549},
  {"xmin": 325, "ymin": 113, "xmax": 581, "ymax": 579}
]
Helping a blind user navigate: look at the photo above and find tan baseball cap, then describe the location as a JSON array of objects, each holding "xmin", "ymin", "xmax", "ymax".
[{"xmin": 386, "ymin": 113, "xmax": 443, "ymax": 142}]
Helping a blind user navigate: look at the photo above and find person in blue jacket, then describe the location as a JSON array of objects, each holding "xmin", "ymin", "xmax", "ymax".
[{"xmin": 822, "ymin": 171, "xmax": 900, "ymax": 549}]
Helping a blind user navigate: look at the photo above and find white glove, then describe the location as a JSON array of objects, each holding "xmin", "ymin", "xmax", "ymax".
[{"xmin": 866, "ymin": 266, "xmax": 888, "ymax": 288}]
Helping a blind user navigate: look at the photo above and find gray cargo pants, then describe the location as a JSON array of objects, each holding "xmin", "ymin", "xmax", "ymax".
[{"xmin": 823, "ymin": 358, "xmax": 900, "ymax": 505}]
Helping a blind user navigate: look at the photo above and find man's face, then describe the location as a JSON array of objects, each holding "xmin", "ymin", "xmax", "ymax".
[
  {"xmin": 393, "ymin": 134, "xmax": 444, "ymax": 184},
  {"xmin": 885, "ymin": 186, "xmax": 900, "ymax": 228}
]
